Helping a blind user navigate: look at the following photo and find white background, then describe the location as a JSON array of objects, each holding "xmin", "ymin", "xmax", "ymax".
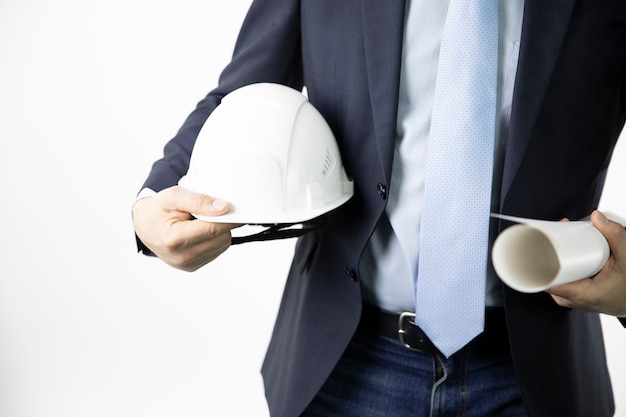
[{"xmin": 0, "ymin": 1, "xmax": 624, "ymax": 416}]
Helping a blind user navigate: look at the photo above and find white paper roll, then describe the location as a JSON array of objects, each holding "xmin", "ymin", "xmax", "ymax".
[{"xmin": 491, "ymin": 214, "xmax": 611, "ymax": 293}]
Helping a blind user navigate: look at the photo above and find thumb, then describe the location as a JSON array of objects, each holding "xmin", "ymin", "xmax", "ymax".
[
  {"xmin": 165, "ymin": 186, "xmax": 231, "ymax": 217},
  {"xmin": 591, "ymin": 210, "xmax": 626, "ymax": 258}
]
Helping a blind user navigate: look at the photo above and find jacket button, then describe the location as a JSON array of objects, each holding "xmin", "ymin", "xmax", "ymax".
[
  {"xmin": 377, "ymin": 183, "xmax": 387, "ymax": 200},
  {"xmin": 344, "ymin": 268, "xmax": 358, "ymax": 282}
]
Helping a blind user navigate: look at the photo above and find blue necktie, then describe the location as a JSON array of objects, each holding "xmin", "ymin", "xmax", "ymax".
[{"xmin": 416, "ymin": 0, "xmax": 499, "ymax": 358}]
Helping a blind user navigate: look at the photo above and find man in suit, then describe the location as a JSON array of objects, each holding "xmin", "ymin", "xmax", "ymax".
[{"xmin": 133, "ymin": 0, "xmax": 626, "ymax": 416}]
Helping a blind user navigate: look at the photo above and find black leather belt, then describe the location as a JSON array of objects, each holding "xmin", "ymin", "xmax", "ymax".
[{"xmin": 359, "ymin": 303, "xmax": 509, "ymax": 356}]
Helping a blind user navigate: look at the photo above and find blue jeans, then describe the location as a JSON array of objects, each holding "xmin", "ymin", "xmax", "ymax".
[{"xmin": 301, "ymin": 325, "xmax": 527, "ymax": 417}]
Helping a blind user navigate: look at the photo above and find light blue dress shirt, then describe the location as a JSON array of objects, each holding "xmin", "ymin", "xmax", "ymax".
[{"xmin": 360, "ymin": 0, "xmax": 525, "ymax": 313}]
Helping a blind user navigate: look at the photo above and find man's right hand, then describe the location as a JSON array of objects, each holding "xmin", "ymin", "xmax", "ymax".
[{"xmin": 132, "ymin": 186, "xmax": 242, "ymax": 272}]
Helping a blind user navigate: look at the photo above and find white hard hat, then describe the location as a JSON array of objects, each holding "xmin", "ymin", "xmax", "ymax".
[{"xmin": 178, "ymin": 83, "xmax": 354, "ymax": 241}]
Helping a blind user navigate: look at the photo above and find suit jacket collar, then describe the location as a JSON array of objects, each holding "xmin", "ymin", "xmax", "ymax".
[{"xmin": 359, "ymin": 0, "xmax": 578, "ymax": 201}]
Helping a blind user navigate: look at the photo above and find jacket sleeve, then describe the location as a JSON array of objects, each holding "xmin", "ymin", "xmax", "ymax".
[{"xmin": 140, "ymin": 0, "xmax": 304, "ymax": 194}]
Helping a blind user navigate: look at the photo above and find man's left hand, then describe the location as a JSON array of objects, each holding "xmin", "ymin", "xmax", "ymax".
[{"xmin": 547, "ymin": 210, "xmax": 626, "ymax": 317}]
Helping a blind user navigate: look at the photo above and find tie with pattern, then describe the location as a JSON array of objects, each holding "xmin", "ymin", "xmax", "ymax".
[{"xmin": 415, "ymin": 0, "xmax": 499, "ymax": 358}]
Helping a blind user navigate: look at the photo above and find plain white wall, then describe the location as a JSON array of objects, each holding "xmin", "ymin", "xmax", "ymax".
[{"xmin": 0, "ymin": 1, "xmax": 623, "ymax": 416}]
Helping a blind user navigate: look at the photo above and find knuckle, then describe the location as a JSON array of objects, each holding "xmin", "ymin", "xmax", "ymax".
[
  {"xmin": 204, "ymin": 222, "xmax": 229, "ymax": 239},
  {"xmin": 206, "ymin": 223, "xmax": 223, "ymax": 238},
  {"xmin": 553, "ymin": 297, "xmax": 570, "ymax": 308},
  {"xmin": 159, "ymin": 229, "xmax": 187, "ymax": 251},
  {"xmin": 166, "ymin": 256, "xmax": 200, "ymax": 272},
  {"xmin": 166, "ymin": 246, "xmax": 199, "ymax": 270},
  {"xmin": 162, "ymin": 239, "xmax": 184, "ymax": 255},
  {"xmin": 193, "ymin": 193, "xmax": 212, "ymax": 209}
]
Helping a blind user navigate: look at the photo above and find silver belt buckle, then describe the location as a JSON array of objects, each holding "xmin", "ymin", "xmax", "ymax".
[{"xmin": 398, "ymin": 311, "xmax": 422, "ymax": 352}]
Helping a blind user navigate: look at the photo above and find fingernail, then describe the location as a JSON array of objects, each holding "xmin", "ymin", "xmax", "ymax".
[{"xmin": 212, "ymin": 199, "xmax": 227, "ymax": 210}]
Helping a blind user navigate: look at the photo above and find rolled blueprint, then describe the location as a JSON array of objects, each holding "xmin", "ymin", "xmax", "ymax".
[{"xmin": 491, "ymin": 214, "xmax": 610, "ymax": 293}]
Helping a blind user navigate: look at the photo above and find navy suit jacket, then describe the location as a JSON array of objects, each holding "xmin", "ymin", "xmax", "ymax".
[{"xmin": 140, "ymin": 0, "xmax": 626, "ymax": 416}]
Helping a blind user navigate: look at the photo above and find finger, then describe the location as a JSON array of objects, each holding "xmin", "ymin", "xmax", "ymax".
[
  {"xmin": 163, "ymin": 226, "xmax": 234, "ymax": 271},
  {"xmin": 591, "ymin": 210, "xmax": 626, "ymax": 259},
  {"xmin": 146, "ymin": 218, "xmax": 235, "ymax": 270},
  {"xmin": 546, "ymin": 277, "xmax": 592, "ymax": 300},
  {"xmin": 546, "ymin": 277, "xmax": 606, "ymax": 312},
  {"xmin": 173, "ymin": 217, "xmax": 241, "ymax": 246},
  {"xmin": 548, "ymin": 292, "xmax": 595, "ymax": 313}
]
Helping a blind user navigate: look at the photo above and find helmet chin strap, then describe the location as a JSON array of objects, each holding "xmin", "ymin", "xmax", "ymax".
[{"xmin": 230, "ymin": 212, "xmax": 336, "ymax": 245}]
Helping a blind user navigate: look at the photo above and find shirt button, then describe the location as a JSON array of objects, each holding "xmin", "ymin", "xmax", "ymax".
[
  {"xmin": 344, "ymin": 268, "xmax": 358, "ymax": 282},
  {"xmin": 377, "ymin": 183, "xmax": 387, "ymax": 200}
]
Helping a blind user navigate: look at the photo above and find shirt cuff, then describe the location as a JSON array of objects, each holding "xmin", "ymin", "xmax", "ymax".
[{"xmin": 135, "ymin": 188, "xmax": 157, "ymax": 203}]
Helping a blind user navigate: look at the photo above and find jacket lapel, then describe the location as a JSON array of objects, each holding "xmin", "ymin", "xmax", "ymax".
[
  {"xmin": 501, "ymin": 0, "xmax": 577, "ymax": 206},
  {"xmin": 360, "ymin": 0, "xmax": 407, "ymax": 182},
  {"xmin": 359, "ymin": 0, "xmax": 577, "ymax": 202}
]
